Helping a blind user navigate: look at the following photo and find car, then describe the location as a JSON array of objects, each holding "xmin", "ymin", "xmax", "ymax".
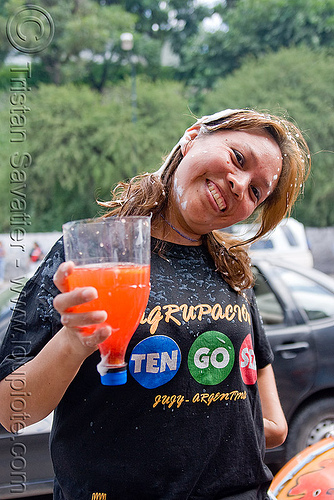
[
  {"xmin": 1, "ymin": 259, "xmax": 334, "ymax": 494},
  {"xmin": 0, "ymin": 285, "xmax": 54, "ymax": 499},
  {"xmin": 228, "ymin": 217, "xmax": 314, "ymax": 268},
  {"xmin": 253, "ymin": 259, "xmax": 334, "ymax": 470},
  {"xmin": 0, "ymin": 415, "xmax": 54, "ymax": 499}
]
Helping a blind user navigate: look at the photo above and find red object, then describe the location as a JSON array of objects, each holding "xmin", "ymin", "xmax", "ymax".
[
  {"xmin": 269, "ymin": 436, "xmax": 334, "ymax": 499},
  {"xmin": 67, "ymin": 264, "xmax": 150, "ymax": 367},
  {"xmin": 30, "ymin": 247, "xmax": 42, "ymax": 262}
]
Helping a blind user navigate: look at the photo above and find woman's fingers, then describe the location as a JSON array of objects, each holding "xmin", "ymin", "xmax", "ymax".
[
  {"xmin": 60, "ymin": 323, "xmax": 112, "ymax": 355},
  {"xmin": 53, "ymin": 286, "xmax": 98, "ymax": 314},
  {"xmin": 60, "ymin": 309, "xmax": 107, "ymax": 328},
  {"xmin": 53, "ymin": 287, "xmax": 106, "ymax": 332},
  {"xmin": 53, "ymin": 261, "xmax": 112, "ymax": 352},
  {"xmin": 82, "ymin": 326, "xmax": 111, "ymax": 347},
  {"xmin": 53, "ymin": 261, "xmax": 75, "ymax": 293}
]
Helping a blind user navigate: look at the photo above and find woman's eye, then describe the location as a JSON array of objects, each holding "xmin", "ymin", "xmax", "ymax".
[
  {"xmin": 251, "ymin": 185, "xmax": 260, "ymax": 201},
  {"xmin": 233, "ymin": 149, "xmax": 244, "ymax": 166}
]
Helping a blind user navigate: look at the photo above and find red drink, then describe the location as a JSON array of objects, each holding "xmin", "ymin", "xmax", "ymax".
[
  {"xmin": 67, "ymin": 263, "xmax": 150, "ymax": 370},
  {"xmin": 62, "ymin": 216, "xmax": 151, "ymax": 385}
]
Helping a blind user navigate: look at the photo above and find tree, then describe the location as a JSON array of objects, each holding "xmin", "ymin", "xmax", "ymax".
[
  {"xmin": 180, "ymin": 0, "xmax": 334, "ymax": 90},
  {"xmin": 200, "ymin": 46, "xmax": 334, "ymax": 226},
  {"xmin": 1, "ymin": 0, "xmax": 213, "ymax": 89},
  {"xmin": 1, "ymin": 0, "xmax": 137, "ymax": 90},
  {"xmin": 91, "ymin": 0, "xmax": 214, "ymax": 84},
  {"xmin": 98, "ymin": 0, "xmax": 212, "ymax": 45},
  {"xmin": 0, "ymin": 79, "xmax": 193, "ymax": 232}
]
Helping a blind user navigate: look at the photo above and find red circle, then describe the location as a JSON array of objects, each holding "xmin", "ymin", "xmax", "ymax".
[{"xmin": 239, "ymin": 334, "xmax": 257, "ymax": 385}]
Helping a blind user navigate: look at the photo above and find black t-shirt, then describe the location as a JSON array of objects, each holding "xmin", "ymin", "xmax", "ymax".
[{"xmin": 0, "ymin": 238, "xmax": 274, "ymax": 499}]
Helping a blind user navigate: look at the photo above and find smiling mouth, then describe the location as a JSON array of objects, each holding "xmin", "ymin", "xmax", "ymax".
[{"xmin": 207, "ymin": 180, "xmax": 226, "ymax": 211}]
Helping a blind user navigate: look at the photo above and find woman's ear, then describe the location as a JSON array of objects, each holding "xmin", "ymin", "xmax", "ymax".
[{"xmin": 180, "ymin": 124, "xmax": 201, "ymax": 156}]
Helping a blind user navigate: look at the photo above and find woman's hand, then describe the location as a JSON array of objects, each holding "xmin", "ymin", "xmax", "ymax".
[
  {"xmin": 53, "ymin": 261, "xmax": 111, "ymax": 356},
  {"xmin": 1, "ymin": 260, "xmax": 113, "ymax": 430}
]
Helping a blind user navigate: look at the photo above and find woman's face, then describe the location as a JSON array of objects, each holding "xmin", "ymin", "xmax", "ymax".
[{"xmin": 168, "ymin": 128, "xmax": 282, "ymax": 239}]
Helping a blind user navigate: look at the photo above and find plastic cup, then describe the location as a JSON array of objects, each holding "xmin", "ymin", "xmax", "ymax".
[{"xmin": 62, "ymin": 216, "xmax": 151, "ymax": 385}]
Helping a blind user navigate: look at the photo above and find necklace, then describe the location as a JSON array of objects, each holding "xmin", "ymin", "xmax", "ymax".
[{"xmin": 160, "ymin": 214, "xmax": 201, "ymax": 243}]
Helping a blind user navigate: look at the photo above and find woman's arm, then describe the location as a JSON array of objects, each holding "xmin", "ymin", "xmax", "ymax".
[
  {"xmin": 257, "ymin": 364, "xmax": 288, "ymax": 449},
  {"xmin": 0, "ymin": 261, "xmax": 111, "ymax": 431}
]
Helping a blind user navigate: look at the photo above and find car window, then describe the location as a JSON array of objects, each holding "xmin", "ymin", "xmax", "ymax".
[
  {"xmin": 251, "ymin": 239, "xmax": 274, "ymax": 250},
  {"xmin": 282, "ymin": 226, "xmax": 298, "ymax": 247},
  {"xmin": 275, "ymin": 267, "xmax": 334, "ymax": 321},
  {"xmin": 253, "ymin": 268, "xmax": 284, "ymax": 325}
]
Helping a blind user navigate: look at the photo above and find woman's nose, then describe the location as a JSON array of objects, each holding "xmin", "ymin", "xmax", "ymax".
[{"xmin": 229, "ymin": 174, "xmax": 247, "ymax": 199}]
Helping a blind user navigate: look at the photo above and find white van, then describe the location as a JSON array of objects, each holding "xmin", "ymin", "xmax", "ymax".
[{"xmin": 227, "ymin": 218, "xmax": 313, "ymax": 268}]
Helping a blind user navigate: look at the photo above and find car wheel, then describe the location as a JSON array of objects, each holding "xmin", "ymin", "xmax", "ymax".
[{"xmin": 285, "ymin": 397, "xmax": 334, "ymax": 461}]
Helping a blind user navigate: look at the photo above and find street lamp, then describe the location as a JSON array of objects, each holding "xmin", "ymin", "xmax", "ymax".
[{"xmin": 120, "ymin": 32, "xmax": 137, "ymax": 124}]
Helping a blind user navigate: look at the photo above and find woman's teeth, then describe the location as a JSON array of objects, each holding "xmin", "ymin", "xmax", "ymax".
[{"xmin": 207, "ymin": 181, "xmax": 226, "ymax": 211}]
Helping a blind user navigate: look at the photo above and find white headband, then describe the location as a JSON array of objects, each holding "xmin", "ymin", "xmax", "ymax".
[{"xmin": 154, "ymin": 108, "xmax": 246, "ymax": 178}]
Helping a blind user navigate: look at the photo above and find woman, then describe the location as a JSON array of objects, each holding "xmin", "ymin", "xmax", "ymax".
[{"xmin": 0, "ymin": 109, "xmax": 310, "ymax": 499}]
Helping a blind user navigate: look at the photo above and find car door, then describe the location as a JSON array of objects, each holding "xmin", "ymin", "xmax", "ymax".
[
  {"xmin": 0, "ymin": 415, "xmax": 54, "ymax": 499},
  {"xmin": 252, "ymin": 262, "xmax": 317, "ymax": 421},
  {"xmin": 273, "ymin": 265, "xmax": 334, "ymax": 396}
]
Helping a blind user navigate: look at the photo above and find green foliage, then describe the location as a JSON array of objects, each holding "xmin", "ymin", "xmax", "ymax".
[
  {"xmin": 0, "ymin": 95, "xmax": 12, "ymax": 230},
  {"xmin": 0, "ymin": 80, "xmax": 192, "ymax": 232},
  {"xmin": 180, "ymin": 0, "xmax": 334, "ymax": 90},
  {"xmin": 56, "ymin": 1, "xmax": 137, "ymax": 90},
  {"xmin": 200, "ymin": 46, "xmax": 334, "ymax": 227},
  {"xmin": 1, "ymin": 0, "xmax": 137, "ymax": 89},
  {"xmin": 100, "ymin": 0, "xmax": 211, "ymax": 44},
  {"xmin": 103, "ymin": 0, "xmax": 170, "ymax": 36},
  {"xmin": 0, "ymin": 14, "xmax": 10, "ymax": 63},
  {"xmin": 218, "ymin": 0, "xmax": 334, "ymax": 50},
  {"xmin": 0, "ymin": 0, "xmax": 213, "ymax": 88},
  {"xmin": 0, "ymin": 63, "xmax": 54, "ymax": 90}
]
